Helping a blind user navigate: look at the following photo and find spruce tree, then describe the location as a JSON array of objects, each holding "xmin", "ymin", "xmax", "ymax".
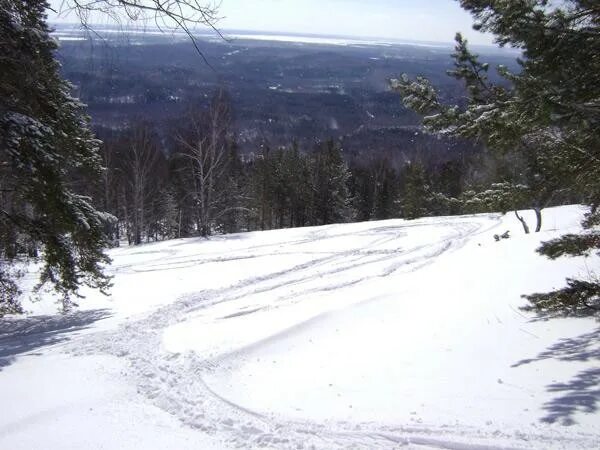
[
  {"xmin": 349, "ymin": 166, "xmax": 376, "ymax": 222},
  {"xmin": 311, "ymin": 140, "xmax": 352, "ymax": 225},
  {"xmin": 392, "ymin": 1, "xmax": 600, "ymax": 316},
  {"xmin": 216, "ymin": 143, "xmax": 247, "ymax": 234},
  {"xmin": 251, "ymin": 144, "xmax": 275, "ymax": 230},
  {"xmin": 399, "ymin": 161, "xmax": 430, "ymax": 220},
  {"xmin": 373, "ymin": 162, "xmax": 399, "ymax": 220},
  {"xmin": 286, "ymin": 142, "xmax": 313, "ymax": 228},
  {"xmin": 0, "ymin": 0, "xmax": 112, "ymax": 313}
]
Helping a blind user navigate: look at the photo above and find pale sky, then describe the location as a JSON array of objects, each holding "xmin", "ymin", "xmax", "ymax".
[{"xmin": 48, "ymin": 0, "xmax": 494, "ymax": 45}]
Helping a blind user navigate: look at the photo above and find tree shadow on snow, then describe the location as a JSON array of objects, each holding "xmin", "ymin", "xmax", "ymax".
[
  {"xmin": 0, "ymin": 309, "xmax": 112, "ymax": 371},
  {"xmin": 512, "ymin": 327, "xmax": 600, "ymax": 425}
]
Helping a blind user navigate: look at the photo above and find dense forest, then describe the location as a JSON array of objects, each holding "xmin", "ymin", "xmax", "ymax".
[{"xmin": 90, "ymin": 87, "xmax": 578, "ymax": 247}]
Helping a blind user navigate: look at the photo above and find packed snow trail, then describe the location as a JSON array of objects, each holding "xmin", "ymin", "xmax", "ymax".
[
  {"xmin": 1, "ymin": 206, "xmax": 599, "ymax": 449},
  {"xmin": 71, "ymin": 216, "xmax": 496, "ymax": 449}
]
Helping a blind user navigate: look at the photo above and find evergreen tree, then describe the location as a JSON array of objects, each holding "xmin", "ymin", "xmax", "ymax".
[
  {"xmin": 392, "ymin": 1, "xmax": 600, "ymax": 315},
  {"xmin": 248, "ymin": 144, "xmax": 276, "ymax": 231},
  {"xmin": 432, "ymin": 160, "xmax": 463, "ymax": 200},
  {"xmin": 373, "ymin": 161, "xmax": 400, "ymax": 220},
  {"xmin": 349, "ymin": 165, "xmax": 376, "ymax": 222},
  {"xmin": 0, "ymin": 0, "xmax": 112, "ymax": 313},
  {"xmin": 311, "ymin": 140, "xmax": 352, "ymax": 225},
  {"xmin": 271, "ymin": 148, "xmax": 292, "ymax": 228},
  {"xmin": 216, "ymin": 142, "xmax": 247, "ymax": 234},
  {"xmin": 399, "ymin": 161, "xmax": 430, "ymax": 220},
  {"xmin": 286, "ymin": 142, "xmax": 313, "ymax": 227},
  {"xmin": 153, "ymin": 187, "xmax": 180, "ymax": 240},
  {"xmin": 461, "ymin": 182, "xmax": 533, "ymax": 232}
]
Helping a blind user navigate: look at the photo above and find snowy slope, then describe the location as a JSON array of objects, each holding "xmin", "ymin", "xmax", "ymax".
[{"xmin": 1, "ymin": 205, "xmax": 599, "ymax": 449}]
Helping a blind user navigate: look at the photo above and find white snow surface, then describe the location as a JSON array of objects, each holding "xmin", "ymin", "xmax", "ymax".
[{"xmin": 1, "ymin": 205, "xmax": 599, "ymax": 449}]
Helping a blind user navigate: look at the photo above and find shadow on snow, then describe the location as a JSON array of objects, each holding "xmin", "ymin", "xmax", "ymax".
[
  {"xmin": 0, "ymin": 309, "xmax": 112, "ymax": 371},
  {"xmin": 512, "ymin": 327, "xmax": 600, "ymax": 425}
]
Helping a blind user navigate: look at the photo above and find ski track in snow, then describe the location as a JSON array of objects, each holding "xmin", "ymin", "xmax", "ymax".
[{"xmin": 4, "ymin": 212, "xmax": 599, "ymax": 449}]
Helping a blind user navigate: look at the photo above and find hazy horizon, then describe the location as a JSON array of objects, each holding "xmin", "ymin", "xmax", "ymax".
[{"xmin": 48, "ymin": 0, "xmax": 495, "ymax": 46}]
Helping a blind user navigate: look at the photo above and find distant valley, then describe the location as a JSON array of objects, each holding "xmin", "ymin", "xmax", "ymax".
[{"xmin": 53, "ymin": 25, "xmax": 518, "ymax": 166}]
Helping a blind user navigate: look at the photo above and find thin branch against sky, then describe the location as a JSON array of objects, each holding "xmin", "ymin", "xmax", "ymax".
[{"xmin": 47, "ymin": 0, "xmax": 494, "ymax": 45}]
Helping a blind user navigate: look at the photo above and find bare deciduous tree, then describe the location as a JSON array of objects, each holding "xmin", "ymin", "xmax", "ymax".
[
  {"xmin": 176, "ymin": 91, "xmax": 235, "ymax": 236},
  {"xmin": 123, "ymin": 123, "xmax": 162, "ymax": 244},
  {"xmin": 55, "ymin": 0, "xmax": 224, "ymax": 63}
]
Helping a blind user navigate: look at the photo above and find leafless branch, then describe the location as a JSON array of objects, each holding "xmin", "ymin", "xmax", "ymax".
[{"xmin": 58, "ymin": 0, "xmax": 225, "ymax": 67}]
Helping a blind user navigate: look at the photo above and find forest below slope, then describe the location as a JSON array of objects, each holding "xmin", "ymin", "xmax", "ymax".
[{"xmin": 49, "ymin": 26, "xmax": 563, "ymax": 248}]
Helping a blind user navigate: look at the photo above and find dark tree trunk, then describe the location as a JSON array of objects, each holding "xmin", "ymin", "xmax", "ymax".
[
  {"xmin": 514, "ymin": 210, "xmax": 530, "ymax": 234},
  {"xmin": 534, "ymin": 207, "xmax": 542, "ymax": 233}
]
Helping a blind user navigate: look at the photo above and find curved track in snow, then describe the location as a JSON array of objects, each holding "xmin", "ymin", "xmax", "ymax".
[{"xmin": 18, "ymin": 212, "xmax": 598, "ymax": 449}]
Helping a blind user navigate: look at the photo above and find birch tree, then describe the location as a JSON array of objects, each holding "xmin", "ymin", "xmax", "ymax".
[{"xmin": 176, "ymin": 92, "xmax": 234, "ymax": 237}]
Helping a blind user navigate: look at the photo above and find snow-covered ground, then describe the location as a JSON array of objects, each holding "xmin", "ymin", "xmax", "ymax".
[{"xmin": 1, "ymin": 205, "xmax": 599, "ymax": 449}]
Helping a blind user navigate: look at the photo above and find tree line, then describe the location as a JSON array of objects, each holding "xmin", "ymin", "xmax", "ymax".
[{"xmin": 91, "ymin": 89, "xmax": 575, "ymax": 249}]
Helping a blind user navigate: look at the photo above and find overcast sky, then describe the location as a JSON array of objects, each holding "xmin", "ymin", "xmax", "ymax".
[{"xmin": 48, "ymin": 0, "xmax": 494, "ymax": 45}]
